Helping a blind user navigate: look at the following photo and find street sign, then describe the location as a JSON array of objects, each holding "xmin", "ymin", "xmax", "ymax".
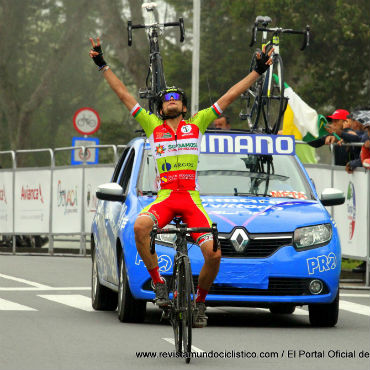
[
  {"xmin": 73, "ymin": 107, "xmax": 100, "ymax": 135},
  {"xmin": 71, "ymin": 137, "xmax": 99, "ymax": 165}
]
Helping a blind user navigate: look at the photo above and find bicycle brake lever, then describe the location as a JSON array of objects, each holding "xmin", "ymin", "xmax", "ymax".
[
  {"xmin": 127, "ymin": 21, "xmax": 132, "ymax": 46},
  {"xmin": 179, "ymin": 18, "xmax": 185, "ymax": 43}
]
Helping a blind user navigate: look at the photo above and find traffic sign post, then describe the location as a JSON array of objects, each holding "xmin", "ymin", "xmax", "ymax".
[
  {"xmin": 71, "ymin": 137, "xmax": 100, "ymax": 165},
  {"xmin": 73, "ymin": 107, "xmax": 100, "ymax": 136}
]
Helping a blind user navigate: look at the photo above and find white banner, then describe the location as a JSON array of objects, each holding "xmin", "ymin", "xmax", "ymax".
[
  {"xmin": 84, "ymin": 166, "xmax": 114, "ymax": 232},
  {"xmin": 14, "ymin": 170, "xmax": 51, "ymax": 233},
  {"xmin": 0, "ymin": 171, "xmax": 13, "ymax": 233},
  {"xmin": 332, "ymin": 169, "xmax": 369, "ymax": 258},
  {"xmin": 52, "ymin": 168, "xmax": 83, "ymax": 233}
]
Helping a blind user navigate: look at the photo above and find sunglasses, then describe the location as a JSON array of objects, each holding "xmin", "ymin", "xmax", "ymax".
[{"xmin": 162, "ymin": 92, "xmax": 181, "ymax": 102}]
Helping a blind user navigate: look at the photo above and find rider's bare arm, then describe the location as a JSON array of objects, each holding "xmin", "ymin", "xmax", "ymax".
[
  {"xmin": 216, "ymin": 46, "xmax": 273, "ymax": 112},
  {"xmin": 101, "ymin": 69, "xmax": 138, "ymax": 111},
  {"xmin": 89, "ymin": 37, "xmax": 137, "ymax": 112},
  {"xmin": 216, "ymin": 71, "xmax": 260, "ymax": 112}
]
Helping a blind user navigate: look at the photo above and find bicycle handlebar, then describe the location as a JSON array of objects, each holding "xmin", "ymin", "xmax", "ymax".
[
  {"xmin": 249, "ymin": 20, "xmax": 310, "ymax": 51},
  {"xmin": 150, "ymin": 223, "xmax": 219, "ymax": 254},
  {"xmin": 128, "ymin": 17, "xmax": 185, "ymax": 46}
]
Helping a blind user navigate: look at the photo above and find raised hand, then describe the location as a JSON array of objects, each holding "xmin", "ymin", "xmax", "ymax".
[
  {"xmin": 89, "ymin": 37, "xmax": 107, "ymax": 69},
  {"xmin": 254, "ymin": 44, "xmax": 274, "ymax": 75}
]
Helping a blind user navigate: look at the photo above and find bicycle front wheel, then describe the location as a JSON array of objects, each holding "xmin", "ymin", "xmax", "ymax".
[
  {"xmin": 261, "ymin": 54, "xmax": 287, "ymax": 134},
  {"xmin": 173, "ymin": 257, "xmax": 193, "ymax": 362}
]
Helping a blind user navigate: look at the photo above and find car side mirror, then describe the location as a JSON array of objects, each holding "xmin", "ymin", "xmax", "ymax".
[
  {"xmin": 96, "ymin": 183, "xmax": 126, "ymax": 202},
  {"xmin": 320, "ymin": 188, "xmax": 345, "ymax": 206}
]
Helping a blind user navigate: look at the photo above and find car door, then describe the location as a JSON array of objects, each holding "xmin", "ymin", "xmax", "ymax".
[
  {"xmin": 105, "ymin": 147, "xmax": 136, "ymax": 284},
  {"xmin": 96, "ymin": 147, "xmax": 130, "ymax": 283}
]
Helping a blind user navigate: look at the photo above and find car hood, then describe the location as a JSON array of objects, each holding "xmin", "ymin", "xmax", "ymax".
[{"xmin": 138, "ymin": 195, "xmax": 328, "ymax": 233}]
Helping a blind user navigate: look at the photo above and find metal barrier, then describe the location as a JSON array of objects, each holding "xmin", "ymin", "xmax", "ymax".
[{"xmin": 0, "ymin": 145, "xmax": 123, "ymax": 255}]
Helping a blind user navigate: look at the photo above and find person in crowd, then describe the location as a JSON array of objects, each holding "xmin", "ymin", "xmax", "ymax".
[
  {"xmin": 307, "ymin": 109, "xmax": 351, "ymax": 165},
  {"xmin": 340, "ymin": 109, "xmax": 370, "ymax": 173},
  {"xmin": 212, "ymin": 114, "xmax": 231, "ymax": 130}
]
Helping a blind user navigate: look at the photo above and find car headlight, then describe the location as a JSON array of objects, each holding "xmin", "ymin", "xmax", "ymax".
[{"xmin": 294, "ymin": 224, "xmax": 332, "ymax": 249}]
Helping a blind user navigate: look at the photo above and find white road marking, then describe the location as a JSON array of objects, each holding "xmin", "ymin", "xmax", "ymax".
[
  {"xmin": 340, "ymin": 300, "xmax": 370, "ymax": 316},
  {"xmin": 0, "ymin": 287, "xmax": 90, "ymax": 291},
  {"xmin": 256, "ymin": 307, "xmax": 308, "ymax": 316},
  {"xmin": 341, "ymin": 293, "xmax": 370, "ymax": 298},
  {"xmin": 38, "ymin": 294, "xmax": 95, "ymax": 312},
  {"xmin": 209, "ymin": 306, "xmax": 309, "ymax": 315},
  {"xmin": 0, "ymin": 298, "xmax": 37, "ymax": 311},
  {"xmin": 162, "ymin": 338, "xmax": 205, "ymax": 353},
  {"xmin": 0, "ymin": 273, "xmax": 51, "ymax": 289}
]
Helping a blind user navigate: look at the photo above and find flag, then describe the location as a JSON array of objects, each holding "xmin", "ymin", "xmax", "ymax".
[
  {"xmin": 277, "ymin": 78, "xmax": 328, "ymax": 164},
  {"xmin": 281, "ymin": 81, "xmax": 328, "ymax": 141}
]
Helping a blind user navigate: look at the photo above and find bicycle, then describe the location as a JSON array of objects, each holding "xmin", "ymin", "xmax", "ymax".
[
  {"xmin": 127, "ymin": 2, "xmax": 185, "ymax": 114},
  {"xmin": 150, "ymin": 218, "xmax": 219, "ymax": 363},
  {"xmin": 240, "ymin": 16, "xmax": 310, "ymax": 134}
]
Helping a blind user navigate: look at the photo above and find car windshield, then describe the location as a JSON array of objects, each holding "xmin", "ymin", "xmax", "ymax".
[{"xmin": 138, "ymin": 149, "xmax": 313, "ymax": 199}]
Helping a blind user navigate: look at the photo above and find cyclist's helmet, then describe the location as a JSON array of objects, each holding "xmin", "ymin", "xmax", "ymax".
[{"xmin": 156, "ymin": 86, "xmax": 187, "ymax": 115}]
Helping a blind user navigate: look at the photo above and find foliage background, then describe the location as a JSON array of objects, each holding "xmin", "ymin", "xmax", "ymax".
[{"xmin": 0, "ymin": 0, "xmax": 369, "ymax": 164}]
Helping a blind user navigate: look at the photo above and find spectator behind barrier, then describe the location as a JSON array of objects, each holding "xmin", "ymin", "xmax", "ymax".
[
  {"xmin": 212, "ymin": 114, "xmax": 231, "ymax": 130},
  {"xmin": 343, "ymin": 109, "xmax": 370, "ymax": 173},
  {"xmin": 307, "ymin": 109, "xmax": 351, "ymax": 166}
]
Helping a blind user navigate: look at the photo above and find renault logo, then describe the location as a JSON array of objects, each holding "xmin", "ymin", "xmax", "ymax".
[{"xmin": 230, "ymin": 228, "xmax": 249, "ymax": 252}]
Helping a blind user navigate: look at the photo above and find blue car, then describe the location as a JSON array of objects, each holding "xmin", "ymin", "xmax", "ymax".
[{"xmin": 91, "ymin": 132, "xmax": 345, "ymax": 327}]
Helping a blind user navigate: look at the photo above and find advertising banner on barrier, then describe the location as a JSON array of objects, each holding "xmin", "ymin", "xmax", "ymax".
[
  {"xmin": 0, "ymin": 171, "xmax": 13, "ymax": 233},
  {"xmin": 14, "ymin": 170, "xmax": 51, "ymax": 233},
  {"xmin": 332, "ymin": 169, "xmax": 368, "ymax": 258},
  {"xmin": 84, "ymin": 166, "xmax": 114, "ymax": 232},
  {"xmin": 52, "ymin": 168, "xmax": 83, "ymax": 233}
]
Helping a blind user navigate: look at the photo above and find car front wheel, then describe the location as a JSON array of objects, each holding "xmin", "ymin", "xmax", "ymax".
[
  {"xmin": 117, "ymin": 254, "xmax": 146, "ymax": 323},
  {"xmin": 308, "ymin": 290, "xmax": 339, "ymax": 327}
]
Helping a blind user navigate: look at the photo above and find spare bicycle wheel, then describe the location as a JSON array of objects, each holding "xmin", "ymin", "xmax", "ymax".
[
  {"xmin": 243, "ymin": 52, "xmax": 264, "ymax": 131},
  {"xmin": 260, "ymin": 53, "xmax": 287, "ymax": 134}
]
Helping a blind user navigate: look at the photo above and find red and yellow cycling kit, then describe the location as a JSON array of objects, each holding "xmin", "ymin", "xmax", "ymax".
[{"xmin": 130, "ymin": 102, "xmax": 223, "ymax": 245}]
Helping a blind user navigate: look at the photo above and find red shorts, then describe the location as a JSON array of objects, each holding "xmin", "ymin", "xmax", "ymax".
[{"xmin": 139, "ymin": 189, "xmax": 213, "ymax": 246}]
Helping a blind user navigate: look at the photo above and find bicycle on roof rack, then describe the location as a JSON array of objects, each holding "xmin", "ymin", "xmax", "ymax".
[
  {"xmin": 240, "ymin": 15, "xmax": 310, "ymax": 134},
  {"xmin": 127, "ymin": 2, "xmax": 185, "ymax": 114}
]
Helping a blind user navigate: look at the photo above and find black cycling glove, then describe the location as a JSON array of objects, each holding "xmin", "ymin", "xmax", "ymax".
[
  {"xmin": 91, "ymin": 44, "xmax": 107, "ymax": 70},
  {"xmin": 254, "ymin": 48, "xmax": 271, "ymax": 75}
]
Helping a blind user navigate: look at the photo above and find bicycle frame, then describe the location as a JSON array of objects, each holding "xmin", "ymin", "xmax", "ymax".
[{"xmin": 127, "ymin": 3, "xmax": 185, "ymax": 113}]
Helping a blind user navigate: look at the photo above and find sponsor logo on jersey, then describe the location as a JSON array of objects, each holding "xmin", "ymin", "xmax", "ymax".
[
  {"xmin": 155, "ymin": 131, "xmax": 172, "ymax": 139},
  {"xmin": 167, "ymin": 143, "xmax": 198, "ymax": 151},
  {"xmin": 173, "ymin": 162, "xmax": 195, "ymax": 169},
  {"xmin": 155, "ymin": 144, "xmax": 166, "ymax": 156},
  {"xmin": 181, "ymin": 125, "xmax": 192, "ymax": 134},
  {"xmin": 161, "ymin": 161, "xmax": 172, "ymax": 171}
]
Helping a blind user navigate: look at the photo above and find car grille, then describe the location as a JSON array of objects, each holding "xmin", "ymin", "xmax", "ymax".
[
  {"xmin": 143, "ymin": 277, "xmax": 328, "ymax": 296},
  {"xmin": 219, "ymin": 233, "xmax": 293, "ymax": 258}
]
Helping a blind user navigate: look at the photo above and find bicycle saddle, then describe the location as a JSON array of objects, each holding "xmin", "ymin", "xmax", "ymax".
[{"xmin": 255, "ymin": 16, "xmax": 272, "ymax": 26}]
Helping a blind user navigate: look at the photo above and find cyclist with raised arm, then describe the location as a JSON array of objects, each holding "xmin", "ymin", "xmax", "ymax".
[{"xmin": 89, "ymin": 37, "xmax": 272, "ymax": 328}]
